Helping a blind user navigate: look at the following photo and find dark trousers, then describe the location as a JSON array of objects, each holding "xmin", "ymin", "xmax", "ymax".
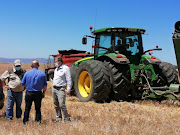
[{"xmin": 23, "ymin": 91, "xmax": 42, "ymax": 123}]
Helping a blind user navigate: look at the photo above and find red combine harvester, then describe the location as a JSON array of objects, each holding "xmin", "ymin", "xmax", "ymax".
[{"xmin": 45, "ymin": 49, "xmax": 92, "ymax": 81}]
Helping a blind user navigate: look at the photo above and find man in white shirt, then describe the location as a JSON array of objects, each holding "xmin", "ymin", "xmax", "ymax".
[{"xmin": 52, "ymin": 57, "xmax": 72, "ymax": 122}]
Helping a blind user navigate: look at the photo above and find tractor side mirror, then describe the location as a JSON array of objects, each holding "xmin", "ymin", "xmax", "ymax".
[{"xmin": 82, "ymin": 37, "xmax": 87, "ymax": 45}]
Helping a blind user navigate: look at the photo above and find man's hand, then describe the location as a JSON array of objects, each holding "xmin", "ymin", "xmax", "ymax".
[
  {"xmin": 42, "ymin": 93, "xmax": 45, "ymax": 98},
  {"xmin": 22, "ymin": 85, "xmax": 26, "ymax": 91},
  {"xmin": 4, "ymin": 85, "xmax": 10, "ymax": 89},
  {"xmin": 66, "ymin": 89, "xmax": 70, "ymax": 96}
]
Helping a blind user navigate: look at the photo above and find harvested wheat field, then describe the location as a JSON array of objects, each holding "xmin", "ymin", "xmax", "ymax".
[{"xmin": 0, "ymin": 63, "xmax": 180, "ymax": 135}]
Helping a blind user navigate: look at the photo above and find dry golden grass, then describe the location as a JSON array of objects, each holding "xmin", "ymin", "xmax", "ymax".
[
  {"xmin": 0, "ymin": 82, "xmax": 179, "ymax": 135},
  {"xmin": 0, "ymin": 63, "xmax": 180, "ymax": 135}
]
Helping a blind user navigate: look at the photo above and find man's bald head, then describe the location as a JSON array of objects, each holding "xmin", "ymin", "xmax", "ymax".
[{"xmin": 31, "ymin": 60, "xmax": 39, "ymax": 68}]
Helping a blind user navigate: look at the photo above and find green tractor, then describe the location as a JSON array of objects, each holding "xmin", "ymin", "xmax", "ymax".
[{"xmin": 73, "ymin": 25, "xmax": 180, "ymax": 102}]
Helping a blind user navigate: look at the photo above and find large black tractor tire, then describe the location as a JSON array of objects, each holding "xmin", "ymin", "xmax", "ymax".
[
  {"xmin": 69, "ymin": 67, "xmax": 78, "ymax": 96},
  {"xmin": 75, "ymin": 60, "xmax": 111, "ymax": 102},
  {"xmin": 153, "ymin": 62, "xmax": 179, "ymax": 86},
  {"xmin": 104, "ymin": 61, "xmax": 131, "ymax": 101}
]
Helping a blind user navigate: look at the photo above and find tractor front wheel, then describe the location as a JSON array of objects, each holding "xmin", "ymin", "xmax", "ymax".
[{"xmin": 75, "ymin": 60, "xmax": 111, "ymax": 102}]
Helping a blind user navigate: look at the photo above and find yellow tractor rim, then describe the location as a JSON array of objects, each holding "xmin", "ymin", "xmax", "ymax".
[{"xmin": 78, "ymin": 71, "xmax": 91, "ymax": 97}]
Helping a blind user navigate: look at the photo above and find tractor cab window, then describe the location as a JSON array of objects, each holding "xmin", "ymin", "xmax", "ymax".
[
  {"xmin": 115, "ymin": 34, "xmax": 141, "ymax": 56},
  {"xmin": 95, "ymin": 34, "xmax": 111, "ymax": 55}
]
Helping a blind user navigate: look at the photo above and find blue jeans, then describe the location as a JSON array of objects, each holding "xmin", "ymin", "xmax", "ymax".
[{"xmin": 6, "ymin": 89, "xmax": 23, "ymax": 120}]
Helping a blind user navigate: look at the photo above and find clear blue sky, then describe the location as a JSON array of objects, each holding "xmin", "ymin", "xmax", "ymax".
[{"xmin": 0, "ymin": 0, "xmax": 179, "ymax": 65}]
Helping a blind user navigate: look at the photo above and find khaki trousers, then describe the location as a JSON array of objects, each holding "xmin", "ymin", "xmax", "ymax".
[{"xmin": 52, "ymin": 87, "xmax": 69, "ymax": 120}]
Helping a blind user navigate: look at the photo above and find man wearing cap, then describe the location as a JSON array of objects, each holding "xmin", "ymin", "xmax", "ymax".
[{"xmin": 0, "ymin": 59, "xmax": 26, "ymax": 120}]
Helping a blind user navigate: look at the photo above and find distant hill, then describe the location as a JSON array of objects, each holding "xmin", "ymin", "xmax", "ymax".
[{"xmin": 0, "ymin": 57, "xmax": 48, "ymax": 63}]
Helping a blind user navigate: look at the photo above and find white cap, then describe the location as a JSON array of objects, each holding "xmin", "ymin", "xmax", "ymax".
[{"xmin": 14, "ymin": 59, "xmax": 21, "ymax": 66}]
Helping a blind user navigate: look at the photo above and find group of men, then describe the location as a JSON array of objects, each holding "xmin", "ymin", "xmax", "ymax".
[{"xmin": 0, "ymin": 57, "xmax": 72, "ymax": 124}]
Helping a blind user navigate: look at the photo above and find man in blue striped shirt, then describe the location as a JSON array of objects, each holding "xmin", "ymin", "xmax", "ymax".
[{"xmin": 21, "ymin": 60, "xmax": 47, "ymax": 124}]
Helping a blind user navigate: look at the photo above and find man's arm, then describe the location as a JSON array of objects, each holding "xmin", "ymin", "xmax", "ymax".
[
  {"xmin": 0, "ymin": 70, "xmax": 10, "ymax": 89},
  {"xmin": 22, "ymin": 85, "xmax": 26, "ymax": 91},
  {"xmin": 65, "ymin": 67, "xmax": 72, "ymax": 96},
  {"xmin": 21, "ymin": 72, "xmax": 27, "ymax": 90},
  {"xmin": 42, "ymin": 86, "xmax": 47, "ymax": 98},
  {"xmin": 42, "ymin": 73, "xmax": 47, "ymax": 98}
]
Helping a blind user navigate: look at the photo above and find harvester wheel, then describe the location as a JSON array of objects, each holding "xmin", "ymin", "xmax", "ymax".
[
  {"xmin": 104, "ymin": 61, "xmax": 131, "ymax": 101},
  {"xmin": 153, "ymin": 62, "xmax": 179, "ymax": 86},
  {"xmin": 69, "ymin": 67, "xmax": 78, "ymax": 96},
  {"xmin": 48, "ymin": 71, "xmax": 54, "ymax": 81},
  {"xmin": 75, "ymin": 60, "xmax": 111, "ymax": 102}
]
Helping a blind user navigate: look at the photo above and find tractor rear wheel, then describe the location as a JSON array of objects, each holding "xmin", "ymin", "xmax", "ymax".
[
  {"xmin": 104, "ymin": 61, "xmax": 131, "ymax": 101},
  {"xmin": 75, "ymin": 60, "xmax": 111, "ymax": 102},
  {"xmin": 153, "ymin": 62, "xmax": 179, "ymax": 86}
]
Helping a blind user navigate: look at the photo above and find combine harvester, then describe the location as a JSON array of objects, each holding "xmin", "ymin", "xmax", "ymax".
[
  {"xmin": 72, "ymin": 22, "xmax": 180, "ymax": 102},
  {"xmin": 44, "ymin": 49, "xmax": 92, "ymax": 81}
]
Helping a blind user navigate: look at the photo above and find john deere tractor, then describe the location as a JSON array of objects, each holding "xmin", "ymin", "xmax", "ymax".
[{"xmin": 73, "ymin": 24, "xmax": 180, "ymax": 102}]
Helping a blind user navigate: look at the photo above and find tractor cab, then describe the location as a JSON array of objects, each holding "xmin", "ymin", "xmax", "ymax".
[{"xmin": 83, "ymin": 27, "xmax": 146, "ymax": 64}]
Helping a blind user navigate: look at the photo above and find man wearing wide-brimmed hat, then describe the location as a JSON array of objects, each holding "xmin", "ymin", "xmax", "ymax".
[{"xmin": 0, "ymin": 59, "xmax": 26, "ymax": 120}]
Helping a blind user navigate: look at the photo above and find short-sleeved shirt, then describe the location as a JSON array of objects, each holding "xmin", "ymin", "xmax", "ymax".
[
  {"xmin": 0, "ymin": 67, "xmax": 26, "ymax": 92},
  {"xmin": 21, "ymin": 68, "xmax": 47, "ymax": 91},
  {"xmin": 53, "ymin": 64, "xmax": 72, "ymax": 90}
]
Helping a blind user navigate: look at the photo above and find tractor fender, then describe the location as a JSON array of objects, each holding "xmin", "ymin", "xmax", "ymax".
[
  {"xmin": 144, "ymin": 58, "xmax": 161, "ymax": 65},
  {"xmin": 97, "ymin": 55, "xmax": 130, "ymax": 64}
]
